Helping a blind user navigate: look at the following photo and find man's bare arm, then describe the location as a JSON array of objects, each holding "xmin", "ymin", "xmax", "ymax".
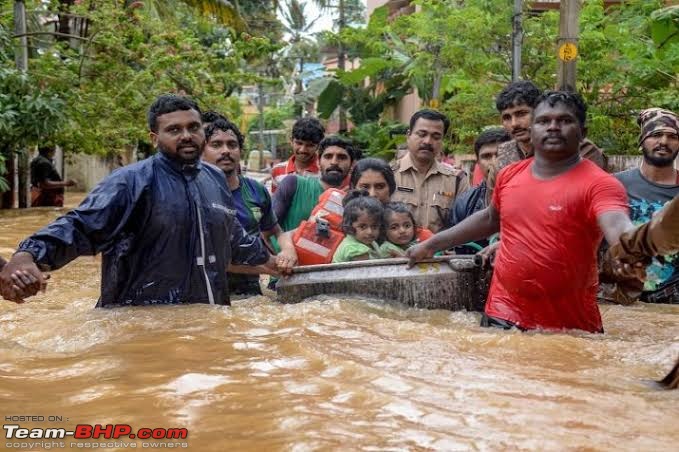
[{"xmin": 407, "ymin": 205, "xmax": 500, "ymax": 265}]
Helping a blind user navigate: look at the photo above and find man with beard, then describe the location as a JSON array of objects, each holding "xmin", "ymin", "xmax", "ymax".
[
  {"xmin": 201, "ymin": 118, "xmax": 297, "ymax": 296},
  {"xmin": 270, "ymin": 117, "xmax": 325, "ymax": 192},
  {"xmin": 0, "ymin": 94, "xmax": 277, "ymax": 306},
  {"xmin": 391, "ymin": 109, "xmax": 469, "ymax": 233},
  {"xmin": 272, "ymin": 135, "xmax": 355, "ymax": 234},
  {"xmin": 408, "ymin": 91, "xmax": 634, "ymax": 333},
  {"xmin": 476, "ymin": 81, "xmax": 608, "ymax": 265},
  {"xmin": 614, "ymin": 108, "xmax": 679, "ymax": 303}
]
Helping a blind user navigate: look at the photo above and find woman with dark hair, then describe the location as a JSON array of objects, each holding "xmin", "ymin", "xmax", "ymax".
[{"xmin": 349, "ymin": 158, "xmax": 395, "ymax": 205}]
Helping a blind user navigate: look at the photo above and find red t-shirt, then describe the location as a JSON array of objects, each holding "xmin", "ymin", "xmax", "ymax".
[
  {"xmin": 270, "ymin": 156, "xmax": 320, "ymax": 192},
  {"xmin": 487, "ymin": 158, "xmax": 628, "ymax": 332},
  {"xmin": 472, "ymin": 163, "xmax": 484, "ymax": 186}
]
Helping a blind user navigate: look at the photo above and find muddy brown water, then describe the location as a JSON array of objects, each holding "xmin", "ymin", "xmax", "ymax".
[{"xmin": 0, "ymin": 194, "xmax": 677, "ymax": 451}]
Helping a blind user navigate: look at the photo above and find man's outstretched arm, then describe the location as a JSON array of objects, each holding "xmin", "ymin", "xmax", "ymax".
[
  {"xmin": 0, "ymin": 171, "xmax": 143, "ymax": 303},
  {"xmin": 611, "ymin": 195, "xmax": 679, "ymax": 260},
  {"xmin": 407, "ymin": 204, "xmax": 500, "ymax": 266}
]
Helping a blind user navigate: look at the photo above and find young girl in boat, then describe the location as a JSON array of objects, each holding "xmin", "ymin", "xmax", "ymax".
[
  {"xmin": 379, "ymin": 202, "xmax": 435, "ymax": 257},
  {"xmin": 332, "ymin": 190, "xmax": 385, "ymax": 263}
]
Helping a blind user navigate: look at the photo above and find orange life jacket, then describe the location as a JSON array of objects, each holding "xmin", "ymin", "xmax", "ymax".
[
  {"xmin": 292, "ymin": 219, "xmax": 345, "ymax": 266},
  {"xmin": 310, "ymin": 188, "xmax": 345, "ymax": 232}
]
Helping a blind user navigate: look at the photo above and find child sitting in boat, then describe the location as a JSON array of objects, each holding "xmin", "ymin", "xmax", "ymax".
[
  {"xmin": 379, "ymin": 202, "xmax": 435, "ymax": 257},
  {"xmin": 332, "ymin": 191, "xmax": 384, "ymax": 263}
]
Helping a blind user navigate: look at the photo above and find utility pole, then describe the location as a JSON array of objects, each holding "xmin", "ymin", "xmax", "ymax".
[
  {"xmin": 257, "ymin": 82, "xmax": 265, "ymax": 171},
  {"xmin": 511, "ymin": 0, "xmax": 522, "ymax": 81},
  {"xmin": 13, "ymin": 0, "xmax": 28, "ymax": 209},
  {"xmin": 557, "ymin": 0, "xmax": 581, "ymax": 91},
  {"xmin": 337, "ymin": 0, "xmax": 347, "ymax": 133}
]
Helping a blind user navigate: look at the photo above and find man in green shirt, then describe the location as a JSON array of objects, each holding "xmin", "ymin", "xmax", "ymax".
[{"xmin": 272, "ymin": 135, "xmax": 356, "ymax": 233}]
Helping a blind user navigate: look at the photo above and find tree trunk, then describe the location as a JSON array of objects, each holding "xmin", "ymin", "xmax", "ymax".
[{"xmin": 58, "ymin": 0, "xmax": 76, "ymax": 42}]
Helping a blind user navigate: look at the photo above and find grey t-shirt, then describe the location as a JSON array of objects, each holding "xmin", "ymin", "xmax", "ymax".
[{"xmin": 615, "ymin": 168, "xmax": 679, "ymax": 294}]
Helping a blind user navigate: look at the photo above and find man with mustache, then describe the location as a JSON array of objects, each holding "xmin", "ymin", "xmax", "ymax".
[
  {"xmin": 273, "ymin": 135, "xmax": 356, "ymax": 235},
  {"xmin": 391, "ymin": 109, "xmax": 469, "ymax": 233},
  {"xmin": 613, "ymin": 108, "xmax": 679, "ymax": 304},
  {"xmin": 476, "ymin": 81, "xmax": 608, "ymax": 265},
  {"xmin": 270, "ymin": 117, "xmax": 325, "ymax": 192},
  {"xmin": 0, "ymin": 94, "xmax": 277, "ymax": 306},
  {"xmin": 408, "ymin": 91, "xmax": 635, "ymax": 333},
  {"xmin": 494, "ymin": 80, "xmax": 607, "ymax": 173},
  {"xmin": 201, "ymin": 118, "xmax": 297, "ymax": 296}
]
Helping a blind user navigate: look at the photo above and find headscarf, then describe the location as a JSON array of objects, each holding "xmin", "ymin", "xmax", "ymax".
[{"xmin": 637, "ymin": 108, "xmax": 679, "ymax": 145}]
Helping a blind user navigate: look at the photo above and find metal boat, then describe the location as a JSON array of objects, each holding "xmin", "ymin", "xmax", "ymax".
[{"xmin": 277, "ymin": 255, "xmax": 490, "ymax": 311}]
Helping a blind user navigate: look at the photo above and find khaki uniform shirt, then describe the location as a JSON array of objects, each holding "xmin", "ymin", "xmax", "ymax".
[{"xmin": 391, "ymin": 153, "xmax": 469, "ymax": 233}]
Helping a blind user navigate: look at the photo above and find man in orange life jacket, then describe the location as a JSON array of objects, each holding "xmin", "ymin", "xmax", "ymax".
[{"xmin": 272, "ymin": 136, "xmax": 356, "ymax": 236}]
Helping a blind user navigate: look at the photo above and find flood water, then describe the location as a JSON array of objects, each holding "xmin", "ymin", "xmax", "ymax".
[{"xmin": 0, "ymin": 194, "xmax": 677, "ymax": 451}]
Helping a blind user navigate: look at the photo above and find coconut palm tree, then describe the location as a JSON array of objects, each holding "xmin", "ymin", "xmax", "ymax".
[
  {"xmin": 280, "ymin": 1, "xmax": 320, "ymax": 96},
  {"xmin": 308, "ymin": 0, "xmax": 364, "ymax": 131}
]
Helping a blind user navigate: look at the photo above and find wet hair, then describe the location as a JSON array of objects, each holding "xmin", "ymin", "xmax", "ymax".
[
  {"xmin": 147, "ymin": 94, "xmax": 201, "ymax": 133},
  {"xmin": 409, "ymin": 109, "xmax": 450, "ymax": 135},
  {"xmin": 474, "ymin": 128, "xmax": 511, "ymax": 158},
  {"xmin": 535, "ymin": 90, "xmax": 587, "ymax": 128},
  {"xmin": 495, "ymin": 80, "xmax": 542, "ymax": 112},
  {"xmin": 350, "ymin": 158, "xmax": 396, "ymax": 195},
  {"xmin": 38, "ymin": 146, "xmax": 55, "ymax": 156},
  {"xmin": 341, "ymin": 190, "xmax": 385, "ymax": 236},
  {"xmin": 383, "ymin": 202, "xmax": 417, "ymax": 242},
  {"xmin": 318, "ymin": 135, "xmax": 357, "ymax": 162},
  {"xmin": 205, "ymin": 118, "xmax": 245, "ymax": 149},
  {"xmin": 292, "ymin": 117, "xmax": 325, "ymax": 144},
  {"xmin": 201, "ymin": 110, "xmax": 228, "ymax": 124}
]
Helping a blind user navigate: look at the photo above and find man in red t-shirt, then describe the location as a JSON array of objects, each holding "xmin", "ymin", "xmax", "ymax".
[
  {"xmin": 270, "ymin": 117, "xmax": 324, "ymax": 192},
  {"xmin": 407, "ymin": 91, "xmax": 634, "ymax": 333}
]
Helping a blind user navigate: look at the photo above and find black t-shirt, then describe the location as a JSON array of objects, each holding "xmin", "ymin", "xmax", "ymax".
[{"xmin": 30, "ymin": 155, "xmax": 62, "ymax": 187}]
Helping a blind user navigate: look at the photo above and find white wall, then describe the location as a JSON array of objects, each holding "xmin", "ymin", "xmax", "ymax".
[{"xmin": 65, "ymin": 154, "xmax": 118, "ymax": 192}]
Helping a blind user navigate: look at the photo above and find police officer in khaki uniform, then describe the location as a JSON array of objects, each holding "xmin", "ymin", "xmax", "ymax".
[{"xmin": 391, "ymin": 109, "xmax": 469, "ymax": 233}]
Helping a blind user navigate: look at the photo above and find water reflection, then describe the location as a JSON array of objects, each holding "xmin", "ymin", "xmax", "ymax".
[{"xmin": 0, "ymin": 196, "xmax": 677, "ymax": 451}]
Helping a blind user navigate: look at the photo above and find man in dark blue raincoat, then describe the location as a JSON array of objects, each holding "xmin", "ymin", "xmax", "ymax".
[{"xmin": 0, "ymin": 94, "xmax": 274, "ymax": 306}]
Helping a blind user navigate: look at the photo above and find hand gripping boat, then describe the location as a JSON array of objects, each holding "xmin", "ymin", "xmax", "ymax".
[{"xmin": 277, "ymin": 256, "xmax": 490, "ymax": 311}]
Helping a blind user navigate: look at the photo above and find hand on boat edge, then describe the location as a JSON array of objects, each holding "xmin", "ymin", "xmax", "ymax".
[{"xmin": 406, "ymin": 243, "xmax": 434, "ymax": 268}]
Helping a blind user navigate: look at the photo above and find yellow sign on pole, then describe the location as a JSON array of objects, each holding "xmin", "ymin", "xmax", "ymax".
[{"xmin": 558, "ymin": 43, "xmax": 578, "ymax": 62}]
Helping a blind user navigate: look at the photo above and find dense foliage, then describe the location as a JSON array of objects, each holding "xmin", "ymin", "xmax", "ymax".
[
  {"xmin": 315, "ymin": 0, "xmax": 679, "ymax": 156},
  {"xmin": 0, "ymin": 0, "xmax": 677, "ymax": 191},
  {"xmin": 0, "ymin": 0, "xmax": 285, "ymax": 188}
]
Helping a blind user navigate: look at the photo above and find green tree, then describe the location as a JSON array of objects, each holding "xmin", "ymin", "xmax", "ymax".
[
  {"xmin": 126, "ymin": 0, "xmax": 245, "ymax": 29},
  {"xmin": 309, "ymin": 0, "xmax": 678, "ymax": 156},
  {"xmin": 0, "ymin": 23, "xmax": 63, "ymax": 192}
]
